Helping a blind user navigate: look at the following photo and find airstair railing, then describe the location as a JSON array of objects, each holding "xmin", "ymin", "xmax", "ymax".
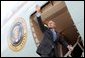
[{"xmin": 64, "ymin": 35, "xmax": 84, "ymax": 57}]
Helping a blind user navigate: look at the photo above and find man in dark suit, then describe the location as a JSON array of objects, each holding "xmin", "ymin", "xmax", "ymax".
[{"xmin": 35, "ymin": 5, "xmax": 73, "ymax": 57}]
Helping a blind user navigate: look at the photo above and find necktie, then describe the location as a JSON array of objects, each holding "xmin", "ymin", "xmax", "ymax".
[{"xmin": 51, "ymin": 29, "xmax": 57, "ymax": 41}]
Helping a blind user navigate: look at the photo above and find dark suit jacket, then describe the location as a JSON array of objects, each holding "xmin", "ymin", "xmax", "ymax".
[{"xmin": 36, "ymin": 16, "xmax": 68, "ymax": 56}]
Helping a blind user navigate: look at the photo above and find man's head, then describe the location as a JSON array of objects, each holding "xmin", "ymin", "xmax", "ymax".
[{"xmin": 47, "ymin": 20, "xmax": 56, "ymax": 29}]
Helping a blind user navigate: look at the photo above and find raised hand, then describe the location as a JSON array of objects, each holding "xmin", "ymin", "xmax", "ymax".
[{"xmin": 36, "ymin": 5, "xmax": 41, "ymax": 13}]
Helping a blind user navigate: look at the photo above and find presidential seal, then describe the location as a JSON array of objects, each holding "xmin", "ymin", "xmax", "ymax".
[{"xmin": 8, "ymin": 17, "xmax": 27, "ymax": 52}]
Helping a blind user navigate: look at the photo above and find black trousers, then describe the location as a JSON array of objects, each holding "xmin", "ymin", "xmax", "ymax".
[{"xmin": 41, "ymin": 48, "xmax": 56, "ymax": 57}]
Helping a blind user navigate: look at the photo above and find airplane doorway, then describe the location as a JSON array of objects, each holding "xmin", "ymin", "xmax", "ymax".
[{"xmin": 30, "ymin": 1, "xmax": 84, "ymax": 57}]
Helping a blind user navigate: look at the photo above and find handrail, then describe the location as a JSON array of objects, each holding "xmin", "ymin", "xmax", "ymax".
[{"xmin": 64, "ymin": 36, "xmax": 84, "ymax": 57}]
